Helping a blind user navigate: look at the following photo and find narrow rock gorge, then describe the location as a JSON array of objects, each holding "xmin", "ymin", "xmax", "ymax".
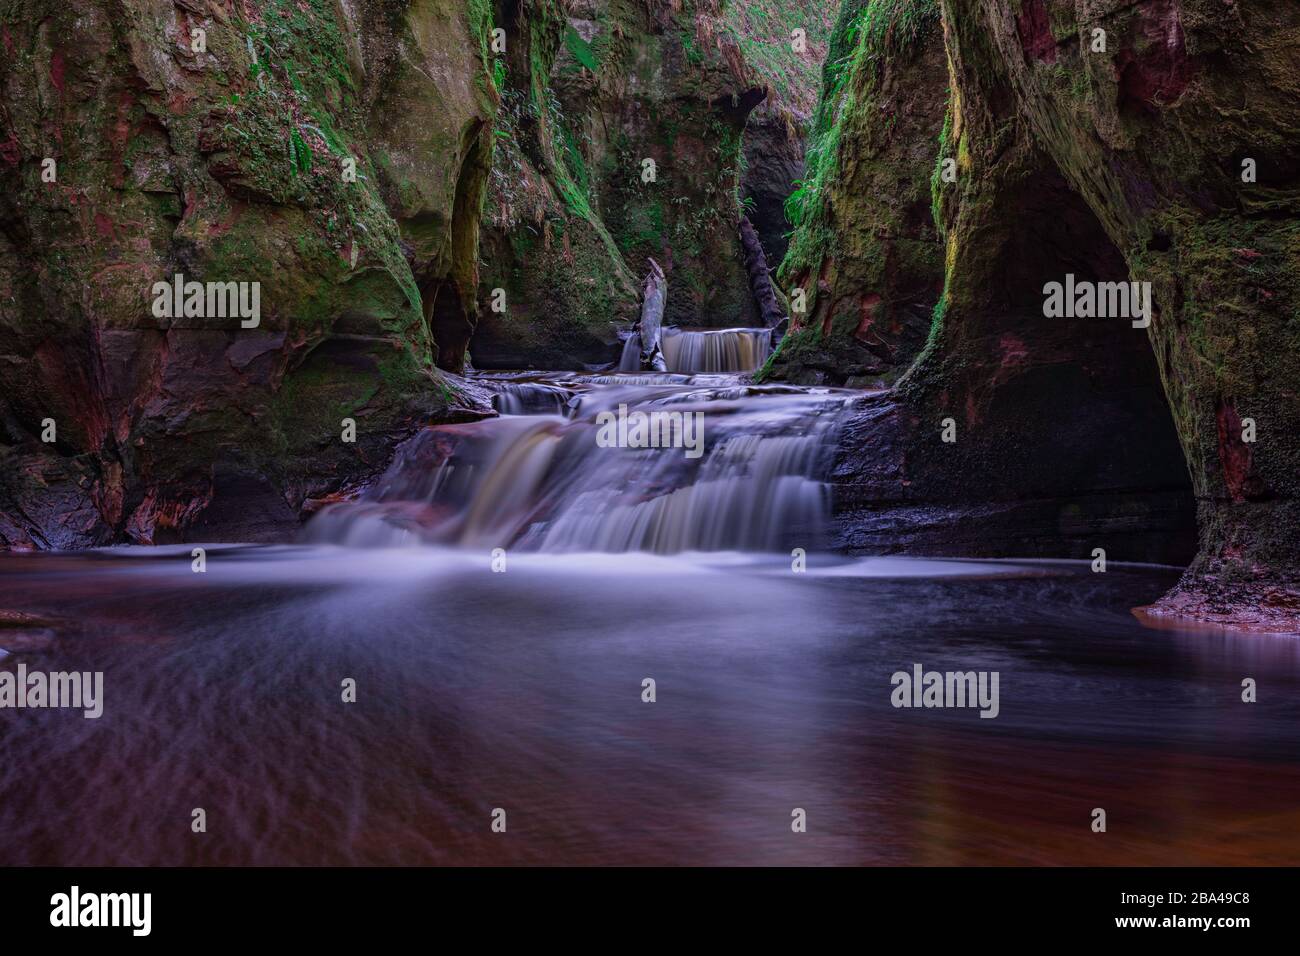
[
  {"xmin": 3, "ymin": 0, "xmax": 1300, "ymax": 876},
  {"xmin": 1, "ymin": 0, "xmax": 1297, "ymax": 632}
]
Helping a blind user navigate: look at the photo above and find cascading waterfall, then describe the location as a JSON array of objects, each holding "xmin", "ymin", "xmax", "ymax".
[
  {"xmin": 304, "ymin": 371, "xmax": 854, "ymax": 554},
  {"xmin": 537, "ymin": 431, "xmax": 828, "ymax": 552},
  {"xmin": 487, "ymin": 379, "xmax": 575, "ymax": 415},
  {"xmin": 619, "ymin": 327, "xmax": 772, "ymax": 374},
  {"xmin": 661, "ymin": 327, "xmax": 772, "ymax": 374}
]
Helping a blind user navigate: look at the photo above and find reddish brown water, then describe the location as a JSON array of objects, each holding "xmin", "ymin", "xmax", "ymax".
[{"xmin": 2, "ymin": 547, "xmax": 1297, "ymax": 866}]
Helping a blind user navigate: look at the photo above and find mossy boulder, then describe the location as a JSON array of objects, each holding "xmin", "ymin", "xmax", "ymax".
[{"xmin": 0, "ymin": 0, "xmax": 494, "ymax": 546}]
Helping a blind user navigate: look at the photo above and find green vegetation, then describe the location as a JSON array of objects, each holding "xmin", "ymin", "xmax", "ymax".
[
  {"xmin": 564, "ymin": 25, "xmax": 600, "ymax": 72},
  {"xmin": 765, "ymin": 0, "xmax": 945, "ymax": 385},
  {"xmin": 784, "ymin": 0, "xmax": 939, "ymax": 230},
  {"xmin": 929, "ymin": 103, "xmax": 953, "ymax": 235},
  {"xmin": 721, "ymin": 0, "xmax": 834, "ymax": 113}
]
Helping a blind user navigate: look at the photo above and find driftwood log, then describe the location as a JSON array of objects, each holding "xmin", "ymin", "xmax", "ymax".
[
  {"xmin": 739, "ymin": 217, "xmax": 786, "ymax": 330},
  {"xmin": 637, "ymin": 258, "xmax": 668, "ymax": 372}
]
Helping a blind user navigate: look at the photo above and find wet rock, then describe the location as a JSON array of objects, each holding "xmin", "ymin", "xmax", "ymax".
[
  {"xmin": 0, "ymin": 0, "xmax": 497, "ymax": 546},
  {"xmin": 0, "ymin": 609, "xmax": 61, "ymax": 654}
]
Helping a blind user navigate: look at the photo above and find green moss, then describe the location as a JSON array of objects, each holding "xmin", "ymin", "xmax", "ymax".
[
  {"xmin": 564, "ymin": 24, "xmax": 600, "ymax": 72},
  {"xmin": 929, "ymin": 101, "xmax": 953, "ymax": 235},
  {"xmin": 785, "ymin": 0, "xmax": 939, "ymax": 234},
  {"xmin": 753, "ymin": 342, "xmax": 783, "ymax": 382},
  {"xmin": 720, "ymin": 0, "xmax": 835, "ymax": 113},
  {"xmin": 767, "ymin": 0, "xmax": 946, "ymax": 384}
]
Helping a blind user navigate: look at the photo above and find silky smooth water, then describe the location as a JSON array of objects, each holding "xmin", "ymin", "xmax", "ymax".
[
  {"xmin": 308, "ymin": 372, "xmax": 854, "ymax": 553},
  {"xmin": 1, "ymin": 371, "xmax": 1297, "ymax": 866},
  {"xmin": 619, "ymin": 328, "xmax": 773, "ymax": 374}
]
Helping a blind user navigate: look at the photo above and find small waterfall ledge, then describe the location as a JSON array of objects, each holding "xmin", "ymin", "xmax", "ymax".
[
  {"xmin": 619, "ymin": 327, "xmax": 773, "ymax": 374},
  {"xmin": 305, "ymin": 372, "xmax": 853, "ymax": 554}
]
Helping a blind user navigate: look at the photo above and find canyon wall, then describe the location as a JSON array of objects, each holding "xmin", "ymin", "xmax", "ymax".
[
  {"xmin": 830, "ymin": 0, "xmax": 1198, "ymax": 568},
  {"xmin": 797, "ymin": 0, "xmax": 1299, "ymax": 628},
  {"xmin": 472, "ymin": 0, "xmax": 771, "ymax": 368},
  {"xmin": 3, "ymin": 0, "xmax": 1295, "ymax": 633},
  {"xmin": 965, "ymin": 0, "xmax": 1300, "ymax": 627},
  {"xmin": 0, "ymin": 0, "xmax": 496, "ymax": 547},
  {"xmin": 472, "ymin": 0, "xmax": 639, "ymax": 369},
  {"xmin": 763, "ymin": 0, "xmax": 947, "ymax": 387},
  {"xmin": 728, "ymin": 0, "xmax": 836, "ymax": 266},
  {"xmin": 0, "ymin": 0, "xmax": 819, "ymax": 544}
]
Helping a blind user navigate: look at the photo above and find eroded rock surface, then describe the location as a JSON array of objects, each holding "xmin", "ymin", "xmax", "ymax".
[
  {"xmin": 805, "ymin": 0, "xmax": 1299, "ymax": 628},
  {"xmin": 473, "ymin": 0, "xmax": 772, "ymax": 369},
  {"xmin": 0, "ymin": 0, "xmax": 495, "ymax": 546},
  {"xmin": 765, "ymin": 0, "xmax": 947, "ymax": 387}
]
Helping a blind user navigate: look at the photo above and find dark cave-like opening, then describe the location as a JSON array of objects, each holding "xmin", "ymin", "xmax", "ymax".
[
  {"xmin": 954, "ymin": 167, "xmax": 1198, "ymax": 562},
  {"xmin": 427, "ymin": 279, "xmax": 473, "ymax": 374},
  {"xmin": 429, "ymin": 124, "xmax": 489, "ymax": 374},
  {"xmin": 841, "ymin": 161, "xmax": 1199, "ymax": 564}
]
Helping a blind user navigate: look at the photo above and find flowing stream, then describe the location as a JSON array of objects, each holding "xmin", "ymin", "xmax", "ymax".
[
  {"xmin": 305, "ymin": 368, "xmax": 849, "ymax": 553},
  {"xmin": 2, "ymin": 340, "xmax": 1299, "ymax": 866}
]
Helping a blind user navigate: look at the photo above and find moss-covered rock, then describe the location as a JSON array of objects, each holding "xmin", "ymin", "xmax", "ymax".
[
  {"xmin": 475, "ymin": 0, "xmax": 769, "ymax": 367},
  {"xmin": 830, "ymin": 0, "xmax": 1300, "ymax": 628},
  {"xmin": 0, "ymin": 0, "xmax": 494, "ymax": 547},
  {"xmin": 472, "ymin": 0, "xmax": 640, "ymax": 369},
  {"xmin": 763, "ymin": 0, "xmax": 947, "ymax": 387},
  {"xmin": 943, "ymin": 0, "xmax": 1300, "ymax": 626},
  {"xmin": 584, "ymin": 0, "xmax": 769, "ymax": 329},
  {"xmin": 726, "ymin": 0, "xmax": 836, "ymax": 264}
]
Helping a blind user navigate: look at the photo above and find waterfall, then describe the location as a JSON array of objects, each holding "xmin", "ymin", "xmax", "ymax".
[
  {"xmin": 304, "ymin": 373, "xmax": 853, "ymax": 554},
  {"xmin": 619, "ymin": 334, "xmax": 642, "ymax": 372},
  {"xmin": 537, "ymin": 432, "xmax": 828, "ymax": 552},
  {"xmin": 619, "ymin": 328, "xmax": 772, "ymax": 374},
  {"xmin": 661, "ymin": 328, "xmax": 772, "ymax": 373},
  {"xmin": 489, "ymin": 380, "xmax": 575, "ymax": 415}
]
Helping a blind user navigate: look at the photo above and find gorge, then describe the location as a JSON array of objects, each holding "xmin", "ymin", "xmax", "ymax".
[
  {"xmin": 0, "ymin": 0, "xmax": 1298, "ymax": 867},
  {"xmin": 3, "ymin": 0, "xmax": 1295, "ymax": 631}
]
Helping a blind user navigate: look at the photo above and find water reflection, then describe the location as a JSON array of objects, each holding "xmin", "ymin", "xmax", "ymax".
[{"xmin": 1, "ymin": 549, "xmax": 1296, "ymax": 865}]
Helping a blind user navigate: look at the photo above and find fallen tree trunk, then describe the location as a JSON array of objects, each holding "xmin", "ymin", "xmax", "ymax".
[
  {"xmin": 739, "ymin": 217, "xmax": 786, "ymax": 330},
  {"xmin": 637, "ymin": 258, "xmax": 668, "ymax": 372}
]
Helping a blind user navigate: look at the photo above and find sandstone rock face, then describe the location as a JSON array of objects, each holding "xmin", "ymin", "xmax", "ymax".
[
  {"xmin": 932, "ymin": 0, "xmax": 1300, "ymax": 626},
  {"xmin": 820, "ymin": 0, "xmax": 1300, "ymax": 628},
  {"xmin": 0, "ymin": 0, "xmax": 494, "ymax": 548},
  {"xmin": 473, "ymin": 0, "xmax": 769, "ymax": 370},
  {"xmin": 472, "ymin": 0, "xmax": 640, "ymax": 370},
  {"xmin": 764, "ymin": 0, "xmax": 948, "ymax": 387},
  {"xmin": 586, "ymin": 0, "xmax": 767, "ymax": 330}
]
